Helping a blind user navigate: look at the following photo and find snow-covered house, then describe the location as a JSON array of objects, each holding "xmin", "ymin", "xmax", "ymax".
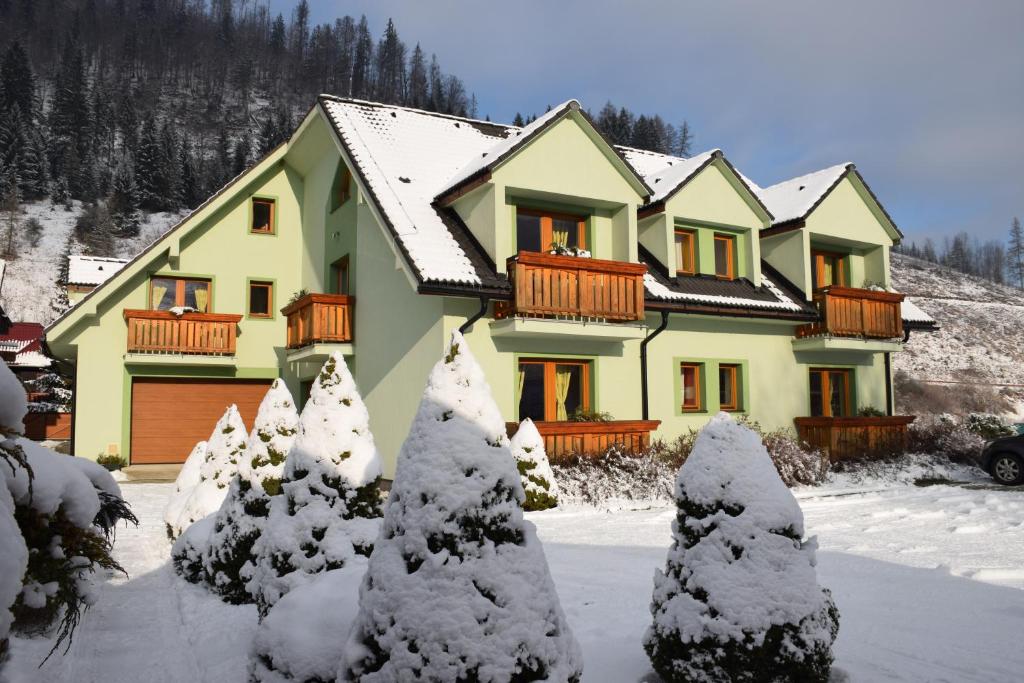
[
  {"xmin": 66, "ymin": 255, "xmax": 130, "ymax": 303},
  {"xmin": 43, "ymin": 97, "xmax": 935, "ymax": 470}
]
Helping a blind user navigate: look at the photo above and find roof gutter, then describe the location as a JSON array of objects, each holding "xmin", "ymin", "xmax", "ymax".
[
  {"xmin": 458, "ymin": 296, "xmax": 490, "ymax": 335},
  {"xmin": 640, "ymin": 310, "xmax": 670, "ymax": 421}
]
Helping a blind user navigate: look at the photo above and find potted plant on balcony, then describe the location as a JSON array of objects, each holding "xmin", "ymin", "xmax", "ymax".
[{"xmin": 549, "ymin": 242, "xmax": 591, "ymax": 258}]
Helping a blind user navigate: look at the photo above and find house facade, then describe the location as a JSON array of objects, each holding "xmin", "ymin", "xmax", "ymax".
[{"xmin": 44, "ymin": 97, "xmax": 935, "ymax": 474}]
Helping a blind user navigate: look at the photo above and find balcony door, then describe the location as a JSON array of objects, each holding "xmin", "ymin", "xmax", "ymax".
[
  {"xmin": 149, "ymin": 277, "xmax": 211, "ymax": 312},
  {"xmin": 809, "ymin": 368, "xmax": 852, "ymax": 417},
  {"xmin": 518, "ymin": 358, "xmax": 590, "ymax": 422},
  {"xmin": 515, "ymin": 209, "xmax": 586, "ymax": 254},
  {"xmin": 812, "ymin": 250, "xmax": 846, "ymax": 290}
]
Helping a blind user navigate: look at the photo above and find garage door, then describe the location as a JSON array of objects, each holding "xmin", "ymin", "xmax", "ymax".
[{"xmin": 130, "ymin": 378, "xmax": 273, "ymax": 464}]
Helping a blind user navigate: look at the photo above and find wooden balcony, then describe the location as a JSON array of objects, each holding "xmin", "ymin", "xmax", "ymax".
[
  {"xmin": 281, "ymin": 293, "xmax": 354, "ymax": 349},
  {"xmin": 495, "ymin": 252, "xmax": 646, "ymax": 322},
  {"xmin": 795, "ymin": 416, "xmax": 915, "ymax": 462},
  {"xmin": 506, "ymin": 419, "xmax": 661, "ymax": 460},
  {"xmin": 796, "ymin": 286, "xmax": 904, "ymax": 340},
  {"xmin": 123, "ymin": 310, "xmax": 241, "ymax": 355}
]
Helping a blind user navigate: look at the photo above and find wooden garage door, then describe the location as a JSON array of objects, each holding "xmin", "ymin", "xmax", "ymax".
[{"xmin": 130, "ymin": 378, "xmax": 273, "ymax": 464}]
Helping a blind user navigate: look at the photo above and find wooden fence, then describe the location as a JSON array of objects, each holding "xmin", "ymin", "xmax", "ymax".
[
  {"xmin": 796, "ymin": 286, "xmax": 904, "ymax": 339},
  {"xmin": 124, "ymin": 310, "xmax": 241, "ymax": 355},
  {"xmin": 281, "ymin": 293, "xmax": 354, "ymax": 348}
]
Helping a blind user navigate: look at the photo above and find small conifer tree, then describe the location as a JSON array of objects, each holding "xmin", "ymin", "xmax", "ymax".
[
  {"xmin": 343, "ymin": 332, "xmax": 582, "ymax": 682},
  {"xmin": 163, "ymin": 440, "xmax": 207, "ymax": 539},
  {"xmin": 202, "ymin": 380, "xmax": 300, "ymax": 604},
  {"xmin": 245, "ymin": 353, "xmax": 382, "ymax": 617},
  {"xmin": 644, "ymin": 413, "xmax": 839, "ymax": 682},
  {"xmin": 511, "ymin": 418, "xmax": 559, "ymax": 511}
]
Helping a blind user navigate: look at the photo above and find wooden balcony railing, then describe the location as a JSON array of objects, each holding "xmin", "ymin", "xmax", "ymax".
[
  {"xmin": 281, "ymin": 293, "xmax": 354, "ymax": 349},
  {"xmin": 506, "ymin": 419, "xmax": 661, "ymax": 460},
  {"xmin": 495, "ymin": 252, "xmax": 646, "ymax": 322},
  {"xmin": 796, "ymin": 286, "xmax": 905, "ymax": 340},
  {"xmin": 795, "ymin": 416, "xmax": 915, "ymax": 462},
  {"xmin": 123, "ymin": 309, "xmax": 242, "ymax": 355}
]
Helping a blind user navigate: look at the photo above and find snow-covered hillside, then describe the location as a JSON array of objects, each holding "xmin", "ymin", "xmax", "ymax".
[
  {"xmin": 892, "ymin": 253, "xmax": 1024, "ymax": 387},
  {"xmin": 0, "ymin": 202, "xmax": 185, "ymax": 325}
]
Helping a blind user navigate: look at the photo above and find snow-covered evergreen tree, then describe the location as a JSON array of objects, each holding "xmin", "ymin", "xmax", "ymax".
[
  {"xmin": 171, "ymin": 406, "xmax": 246, "ymax": 540},
  {"xmin": 511, "ymin": 418, "xmax": 559, "ymax": 511},
  {"xmin": 202, "ymin": 380, "xmax": 299, "ymax": 604},
  {"xmin": 163, "ymin": 440, "xmax": 207, "ymax": 539},
  {"xmin": 343, "ymin": 332, "xmax": 582, "ymax": 682},
  {"xmin": 245, "ymin": 353, "xmax": 382, "ymax": 617},
  {"xmin": 644, "ymin": 413, "xmax": 839, "ymax": 683}
]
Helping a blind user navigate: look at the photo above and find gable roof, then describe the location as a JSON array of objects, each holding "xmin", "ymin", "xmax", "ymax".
[
  {"xmin": 749, "ymin": 163, "xmax": 903, "ymax": 238},
  {"xmin": 620, "ymin": 147, "xmax": 773, "ymax": 221},
  {"xmin": 67, "ymin": 255, "xmax": 130, "ymax": 286}
]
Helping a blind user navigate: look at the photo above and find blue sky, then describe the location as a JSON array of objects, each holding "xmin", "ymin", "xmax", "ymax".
[{"xmin": 272, "ymin": 1, "xmax": 1023, "ymax": 244}]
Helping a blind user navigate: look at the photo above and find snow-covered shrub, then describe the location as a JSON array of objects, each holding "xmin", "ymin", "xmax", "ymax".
[
  {"xmin": 0, "ymin": 358, "xmax": 134, "ymax": 662},
  {"xmin": 644, "ymin": 413, "xmax": 839, "ymax": 682},
  {"xmin": 343, "ymin": 332, "xmax": 582, "ymax": 682},
  {"xmin": 963, "ymin": 412, "xmax": 1015, "ymax": 440},
  {"xmin": 163, "ymin": 440, "xmax": 207, "ymax": 539},
  {"xmin": 246, "ymin": 353, "xmax": 382, "ymax": 618},
  {"xmin": 758, "ymin": 427, "xmax": 829, "ymax": 487},
  {"xmin": 248, "ymin": 561, "xmax": 365, "ymax": 683},
  {"xmin": 907, "ymin": 414, "xmax": 988, "ymax": 463},
  {"xmin": 171, "ymin": 406, "xmax": 247, "ymax": 537},
  {"xmin": 510, "ymin": 418, "xmax": 559, "ymax": 511},
  {"xmin": 172, "ymin": 516, "xmax": 215, "ymax": 585},
  {"xmin": 203, "ymin": 380, "xmax": 299, "ymax": 604},
  {"xmin": 552, "ymin": 448, "xmax": 676, "ymax": 508}
]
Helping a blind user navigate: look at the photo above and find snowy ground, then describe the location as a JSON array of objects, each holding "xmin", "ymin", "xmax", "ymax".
[{"xmin": 7, "ymin": 475, "xmax": 1024, "ymax": 683}]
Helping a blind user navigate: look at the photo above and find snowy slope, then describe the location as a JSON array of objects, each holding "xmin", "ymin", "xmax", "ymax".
[
  {"xmin": 0, "ymin": 201, "xmax": 185, "ymax": 325},
  {"xmin": 892, "ymin": 253, "xmax": 1024, "ymax": 387}
]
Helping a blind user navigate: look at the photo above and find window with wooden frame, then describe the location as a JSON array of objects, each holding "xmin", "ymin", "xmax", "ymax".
[
  {"xmin": 674, "ymin": 229, "xmax": 697, "ymax": 276},
  {"xmin": 331, "ymin": 255, "xmax": 351, "ymax": 295},
  {"xmin": 718, "ymin": 363, "xmax": 742, "ymax": 411},
  {"xmin": 149, "ymin": 277, "xmax": 211, "ymax": 312},
  {"xmin": 518, "ymin": 358, "xmax": 591, "ymax": 422},
  {"xmin": 713, "ymin": 233, "xmax": 735, "ymax": 279},
  {"xmin": 811, "ymin": 250, "xmax": 847, "ymax": 289},
  {"xmin": 251, "ymin": 198, "xmax": 276, "ymax": 234},
  {"xmin": 336, "ymin": 166, "xmax": 353, "ymax": 207},
  {"xmin": 248, "ymin": 280, "xmax": 273, "ymax": 318},
  {"xmin": 809, "ymin": 368, "xmax": 852, "ymax": 417},
  {"xmin": 515, "ymin": 208, "xmax": 586, "ymax": 254},
  {"xmin": 680, "ymin": 362, "xmax": 704, "ymax": 412}
]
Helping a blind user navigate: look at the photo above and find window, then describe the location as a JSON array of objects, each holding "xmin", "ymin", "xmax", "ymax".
[
  {"xmin": 518, "ymin": 358, "xmax": 591, "ymax": 422},
  {"xmin": 331, "ymin": 255, "xmax": 350, "ymax": 295},
  {"xmin": 674, "ymin": 230, "xmax": 696, "ymax": 276},
  {"xmin": 714, "ymin": 234, "xmax": 735, "ymax": 279},
  {"xmin": 149, "ymin": 277, "xmax": 211, "ymax": 312},
  {"xmin": 251, "ymin": 198, "xmax": 275, "ymax": 234},
  {"xmin": 680, "ymin": 362, "xmax": 703, "ymax": 411},
  {"xmin": 336, "ymin": 166, "xmax": 352, "ymax": 207},
  {"xmin": 248, "ymin": 281, "xmax": 273, "ymax": 318},
  {"xmin": 809, "ymin": 368, "xmax": 852, "ymax": 417},
  {"xmin": 718, "ymin": 363, "xmax": 741, "ymax": 411},
  {"xmin": 812, "ymin": 250, "xmax": 846, "ymax": 289},
  {"xmin": 515, "ymin": 209, "xmax": 586, "ymax": 254}
]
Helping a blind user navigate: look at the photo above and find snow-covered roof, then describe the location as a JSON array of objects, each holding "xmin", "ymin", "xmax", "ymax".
[
  {"xmin": 67, "ymin": 255, "xmax": 130, "ymax": 286},
  {"xmin": 12, "ymin": 350, "xmax": 51, "ymax": 368},
  {"xmin": 321, "ymin": 97, "xmax": 514, "ymax": 285},
  {"xmin": 0, "ymin": 339, "xmax": 27, "ymax": 355},
  {"xmin": 901, "ymin": 298, "xmax": 936, "ymax": 326},
  {"xmin": 623, "ymin": 149, "xmax": 717, "ymax": 203},
  {"xmin": 749, "ymin": 163, "xmax": 851, "ymax": 225},
  {"xmin": 643, "ymin": 273, "xmax": 806, "ymax": 312}
]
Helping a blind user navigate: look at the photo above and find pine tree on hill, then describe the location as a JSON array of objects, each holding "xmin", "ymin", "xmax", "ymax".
[
  {"xmin": 108, "ymin": 154, "xmax": 141, "ymax": 236},
  {"xmin": 644, "ymin": 413, "xmax": 839, "ymax": 682},
  {"xmin": 135, "ymin": 114, "xmax": 163, "ymax": 211},
  {"xmin": 513, "ymin": 112, "xmax": 525, "ymax": 127},
  {"xmin": 343, "ymin": 332, "xmax": 582, "ymax": 682},
  {"xmin": 351, "ymin": 16, "xmax": 374, "ymax": 100},
  {"xmin": 245, "ymin": 352, "xmax": 382, "ymax": 618},
  {"xmin": 1008, "ymin": 217, "xmax": 1024, "ymax": 289},
  {"xmin": 407, "ymin": 44, "xmax": 428, "ymax": 109},
  {"xmin": 203, "ymin": 379, "xmax": 300, "ymax": 604},
  {"xmin": 677, "ymin": 120, "xmax": 693, "ymax": 157},
  {"xmin": 511, "ymin": 418, "xmax": 559, "ymax": 511},
  {"xmin": 0, "ymin": 42, "xmax": 34, "ymax": 121}
]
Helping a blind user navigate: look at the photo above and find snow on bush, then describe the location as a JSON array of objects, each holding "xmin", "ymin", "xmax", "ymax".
[
  {"xmin": 552, "ymin": 448, "xmax": 676, "ymax": 509},
  {"xmin": 170, "ymin": 406, "xmax": 247, "ymax": 538},
  {"xmin": 172, "ymin": 516, "xmax": 215, "ymax": 585},
  {"xmin": 163, "ymin": 440, "xmax": 207, "ymax": 539},
  {"xmin": 907, "ymin": 414, "xmax": 989, "ymax": 463},
  {"xmin": 245, "ymin": 353, "xmax": 382, "ymax": 618},
  {"xmin": 248, "ymin": 561, "xmax": 365, "ymax": 683},
  {"xmin": 644, "ymin": 413, "xmax": 839, "ymax": 683},
  {"xmin": 203, "ymin": 380, "xmax": 299, "ymax": 604},
  {"xmin": 0, "ymin": 473, "xmax": 27, "ymax": 669},
  {"xmin": 510, "ymin": 418, "xmax": 559, "ymax": 511},
  {"xmin": 342, "ymin": 332, "xmax": 582, "ymax": 682},
  {"xmin": 0, "ymin": 359, "xmax": 27, "ymax": 435}
]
